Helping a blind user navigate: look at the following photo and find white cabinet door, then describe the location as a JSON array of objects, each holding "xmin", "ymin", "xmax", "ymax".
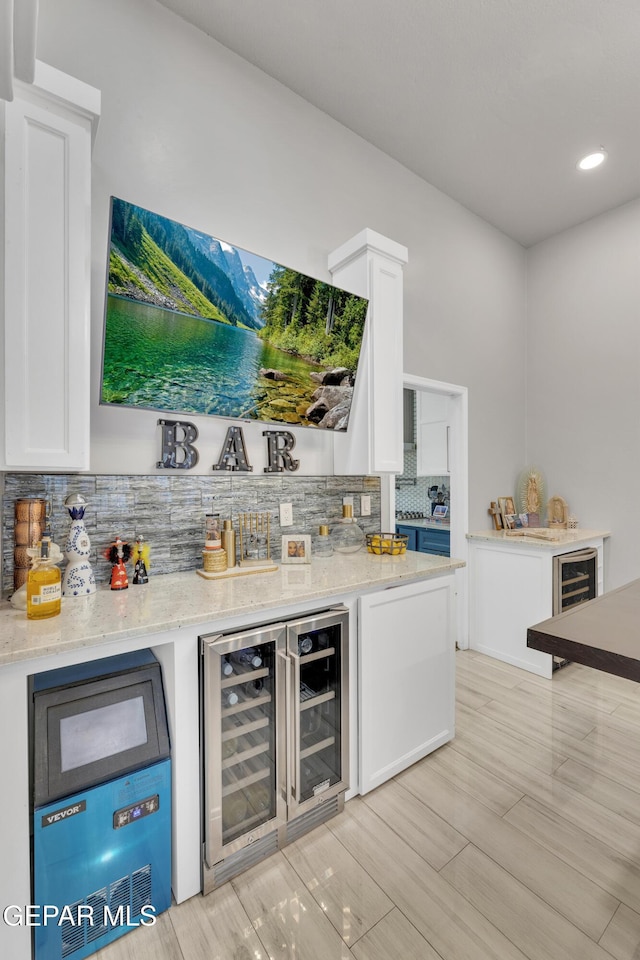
[
  {"xmin": 358, "ymin": 575, "xmax": 455, "ymax": 794},
  {"xmin": 416, "ymin": 391, "xmax": 450, "ymax": 475},
  {"xmin": 2, "ymin": 62, "xmax": 100, "ymax": 471}
]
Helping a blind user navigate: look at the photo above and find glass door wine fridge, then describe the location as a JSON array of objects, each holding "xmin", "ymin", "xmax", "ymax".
[
  {"xmin": 552, "ymin": 547, "xmax": 598, "ymax": 671},
  {"xmin": 200, "ymin": 607, "xmax": 349, "ymax": 891}
]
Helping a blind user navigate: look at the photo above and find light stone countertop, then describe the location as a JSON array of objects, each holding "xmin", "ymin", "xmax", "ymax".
[
  {"xmin": 0, "ymin": 550, "xmax": 465, "ymax": 668},
  {"xmin": 467, "ymin": 528, "xmax": 609, "ymax": 547},
  {"xmin": 396, "ymin": 518, "xmax": 451, "ymax": 530}
]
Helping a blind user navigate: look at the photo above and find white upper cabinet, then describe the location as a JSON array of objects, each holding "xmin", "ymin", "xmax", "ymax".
[
  {"xmin": 329, "ymin": 229, "xmax": 408, "ymax": 475},
  {"xmin": 1, "ymin": 62, "xmax": 100, "ymax": 471},
  {"xmin": 416, "ymin": 391, "xmax": 451, "ymax": 475}
]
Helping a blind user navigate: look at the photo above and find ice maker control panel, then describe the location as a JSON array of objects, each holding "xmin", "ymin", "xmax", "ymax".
[{"xmin": 113, "ymin": 794, "xmax": 160, "ymax": 829}]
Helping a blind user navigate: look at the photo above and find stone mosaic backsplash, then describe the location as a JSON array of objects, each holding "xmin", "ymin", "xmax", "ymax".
[{"xmin": 2, "ymin": 473, "xmax": 381, "ymax": 594}]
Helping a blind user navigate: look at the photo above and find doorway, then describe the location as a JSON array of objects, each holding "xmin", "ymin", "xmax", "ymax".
[{"xmin": 381, "ymin": 374, "xmax": 468, "ymax": 647}]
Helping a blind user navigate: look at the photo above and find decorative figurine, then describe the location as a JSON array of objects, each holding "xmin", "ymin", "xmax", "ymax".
[
  {"xmin": 132, "ymin": 536, "xmax": 150, "ymax": 584},
  {"xmin": 104, "ymin": 537, "xmax": 131, "ymax": 590},
  {"xmin": 62, "ymin": 494, "xmax": 96, "ymax": 597}
]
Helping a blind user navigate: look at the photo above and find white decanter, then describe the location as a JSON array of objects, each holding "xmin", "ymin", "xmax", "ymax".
[{"xmin": 62, "ymin": 493, "xmax": 96, "ymax": 597}]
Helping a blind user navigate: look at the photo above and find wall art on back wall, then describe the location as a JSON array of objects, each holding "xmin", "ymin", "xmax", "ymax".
[{"xmin": 100, "ymin": 197, "xmax": 369, "ymax": 432}]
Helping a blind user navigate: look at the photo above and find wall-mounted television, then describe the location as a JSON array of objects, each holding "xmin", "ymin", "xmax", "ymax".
[{"xmin": 100, "ymin": 197, "xmax": 369, "ymax": 431}]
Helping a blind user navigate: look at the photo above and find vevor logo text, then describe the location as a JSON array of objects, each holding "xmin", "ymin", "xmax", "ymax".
[{"xmin": 41, "ymin": 801, "xmax": 86, "ymax": 828}]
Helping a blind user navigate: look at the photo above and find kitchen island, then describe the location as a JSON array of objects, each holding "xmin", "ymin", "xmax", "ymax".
[
  {"xmin": 0, "ymin": 550, "xmax": 464, "ymax": 960},
  {"xmin": 527, "ymin": 577, "xmax": 640, "ymax": 681}
]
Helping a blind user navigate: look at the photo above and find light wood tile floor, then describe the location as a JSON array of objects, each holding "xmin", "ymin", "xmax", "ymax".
[{"xmin": 96, "ymin": 650, "xmax": 640, "ymax": 959}]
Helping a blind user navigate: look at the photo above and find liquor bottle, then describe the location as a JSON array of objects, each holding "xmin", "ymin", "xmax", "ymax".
[
  {"xmin": 230, "ymin": 648, "xmax": 263, "ymax": 669},
  {"xmin": 27, "ymin": 536, "xmax": 62, "ymax": 620},
  {"xmin": 222, "ymin": 689, "xmax": 239, "ymax": 708},
  {"xmin": 298, "ymin": 635, "xmax": 313, "ymax": 655}
]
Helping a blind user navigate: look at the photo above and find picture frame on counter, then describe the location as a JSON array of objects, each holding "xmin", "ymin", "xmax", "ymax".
[
  {"xmin": 498, "ymin": 496, "xmax": 516, "ymax": 529},
  {"xmin": 281, "ymin": 535, "xmax": 311, "ymax": 564}
]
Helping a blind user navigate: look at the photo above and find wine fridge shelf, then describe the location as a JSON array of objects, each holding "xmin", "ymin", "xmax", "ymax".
[
  {"xmin": 223, "ymin": 807, "xmax": 268, "ymax": 839},
  {"xmin": 562, "ymin": 586, "xmax": 590, "ymax": 602},
  {"xmin": 298, "ymin": 646, "xmax": 336, "ymax": 664},
  {"xmin": 222, "ymin": 763, "xmax": 271, "ymax": 797},
  {"xmin": 562, "ymin": 573, "xmax": 590, "ymax": 588},
  {"xmin": 300, "ymin": 735, "xmax": 335, "ymax": 761},
  {"xmin": 222, "ymin": 712, "xmax": 269, "ymax": 740},
  {"xmin": 223, "ymin": 692, "xmax": 271, "ymax": 716},
  {"xmin": 221, "ymin": 666, "xmax": 269, "ymax": 689},
  {"xmin": 222, "ymin": 740, "xmax": 270, "ymax": 771},
  {"xmin": 300, "ymin": 689, "xmax": 335, "ymax": 712}
]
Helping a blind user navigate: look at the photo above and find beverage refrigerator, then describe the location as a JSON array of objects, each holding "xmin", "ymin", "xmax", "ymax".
[{"xmin": 200, "ymin": 607, "xmax": 349, "ymax": 891}]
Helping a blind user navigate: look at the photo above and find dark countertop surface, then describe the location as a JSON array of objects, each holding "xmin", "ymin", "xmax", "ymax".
[{"xmin": 528, "ymin": 578, "xmax": 640, "ymax": 682}]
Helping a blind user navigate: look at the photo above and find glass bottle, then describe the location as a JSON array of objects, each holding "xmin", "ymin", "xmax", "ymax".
[
  {"xmin": 27, "ymin": 537, "xmax": 62, "ymax": 620},
  {"xmin": 230, "ymin": 648, "xmax": 263, "ymax": 669},
  {"xmin": 298, "ymin": 635, "xmax": 313, "ymax": 655},
  {"xmin": 330, "ymin": 504, "xmax": 365, "ymax": 554},
  {"xmin": 313, "ymin": 524, "xmax": 334, "ymax": 558},
  {"xmin": 244, "ymin": 678, "xmax": 265, "ymax": 698},
  {"xmin": 221, "ymin": 657, "xmax": 234, "ymax": 677},
  {"xmin": 222, "ymin": 689, "xmax": 239, "ymax": 708}
]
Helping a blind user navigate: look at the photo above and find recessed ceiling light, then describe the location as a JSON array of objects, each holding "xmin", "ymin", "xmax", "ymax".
[{"xmin": 577, "ymin": 149, "xmax": 607, "ymax": 171}]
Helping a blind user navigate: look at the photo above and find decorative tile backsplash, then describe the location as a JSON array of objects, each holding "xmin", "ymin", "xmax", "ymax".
[
  {"xmin": 395, "ymin": 447, "xmax": 449, "ymax": 516},
  {"xmin": 2, "ymin": 473, "xmax": 381, "ymax": 594}
]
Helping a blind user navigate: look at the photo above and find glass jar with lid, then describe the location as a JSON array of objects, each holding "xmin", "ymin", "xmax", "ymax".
[
  {"xmin": 330, "ymin": 504, "xmax": 365, "ymax": 554},
  {"xmin": 313, "ymin": 524, "xmax": 334, "ymax": 558}
]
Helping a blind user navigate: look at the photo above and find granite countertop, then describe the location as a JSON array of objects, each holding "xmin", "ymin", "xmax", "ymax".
[
  {"xmin": 467, "ymin": 528, "xmax": 609, "ymax": 547},
  {"xmin": 0, "ymin": 550, "xmax": 465, "ymax": 667}
]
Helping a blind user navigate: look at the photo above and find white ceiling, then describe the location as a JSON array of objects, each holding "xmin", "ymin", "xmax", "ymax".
[{"xmin": 155, "ymin": 0, "xmax": 640, "ymax": 247}]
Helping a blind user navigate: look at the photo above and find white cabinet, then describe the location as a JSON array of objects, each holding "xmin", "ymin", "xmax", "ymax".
[
  {"xmin": 1, "ymin": 62, "xmax": 100, "ymax": 471},
  {"xmin": 329, "ymin": 229, "xmax": 408, "ymax": 475},
  {"xmin": 358, "ymin": 575, "xmax": 456, "ymax": 794},
  {"xmin": 416, "ymin": 391, "xmax": 450, "ymax": 475},
  {"xmin": 468, "ymin": 533, "xmax": 606, "ymax": 678}
]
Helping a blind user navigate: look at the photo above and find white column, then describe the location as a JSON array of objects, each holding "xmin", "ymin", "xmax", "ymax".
[{"xmin": 329, "ymin": 229, "xmax": 408, "ymax": 477}]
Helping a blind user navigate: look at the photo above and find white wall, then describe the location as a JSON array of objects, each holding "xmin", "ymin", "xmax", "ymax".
[
  {"xmin": 527, "ymin": 199, "xmax": 640, "ymax": 589},
  {"xmin": 36, "ymin": 0, "xmax": 526, "ymax": 523}
]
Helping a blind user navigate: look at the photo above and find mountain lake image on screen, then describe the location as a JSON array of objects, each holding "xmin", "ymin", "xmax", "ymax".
[{"xmin": 100, "ymin": 197, "xmax": 369, "ymax": 431}]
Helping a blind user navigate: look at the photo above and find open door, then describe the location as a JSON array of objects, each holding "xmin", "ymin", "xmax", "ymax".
[{"xmin": 381, "ymin": 374, "xmax": 468, "ymax": 648}]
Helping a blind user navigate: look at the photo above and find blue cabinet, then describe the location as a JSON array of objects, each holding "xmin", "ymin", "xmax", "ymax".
[
  {"xmin": 396, "ymin": 523, "xmax": 450, "ymax": 557},
  {"xmin": 417, "ymin": 526, "xmax": 450, "ymax": 557},
  {"xmin": 395, "ymin": 524, "xmax": 417, "ymax": 552}
]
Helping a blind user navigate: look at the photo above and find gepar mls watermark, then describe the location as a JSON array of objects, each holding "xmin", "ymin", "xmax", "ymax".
[{"xmin": 3, "ymin": 904, "xmax": 157, "ymax": 927}]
